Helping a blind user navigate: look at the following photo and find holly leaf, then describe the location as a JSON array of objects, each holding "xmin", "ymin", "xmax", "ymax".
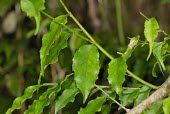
[
  {"xmin": 72, "ymin": 45, "xmax": 100, "ymax": 102},
  {"xmin": 108, "ymin": 57, "xmax": 127, "ymax": 96},
  {"xmin": 144, "ymin": 17, "xmax": 159, "ymax": 60},
  {"xmin": 20, "ymin": 0, "xmax": 45, "ymax": 34}
]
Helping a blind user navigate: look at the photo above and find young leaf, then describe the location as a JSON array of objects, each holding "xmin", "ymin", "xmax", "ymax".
[
  {"xmin": 108, "ymin": 57, "xmax": 127, "ymax": 96},
  {"xmin": 5, "ymin": 85, "xmax": 40, "ymax": 114},
  {"xmin": 122, "ymin": 35, "xmax": 140, "ymax": 60},
  {"xmin": 78, "ymin": 97, "xmax": 106, "ymax": 114},
  {"xmin": 72, "ymin": 44, "xmax": 100, "ymax": 102},
  {"xmin": 144, "ymin": 17, "xmax": 159, "ymax": 60},
  {"xmin": 45, "ymin": 31, "xmax": 72, "ymax": 65},
  {"xmin": 163, "ymin": 94, "xmax": 170, "ymax": 114},
  {"xmin": 40, "ymin": 15, "xmax": 67, "ymax": 77},
  {"xmin": 20, "ymin": 0, "xmax": 45, "ymax": 35},
  {"xmin": 25, "ymin": 86, "xmax": 60, "ymax": 114},
  {"xmin": 134, "ymin": 86, "xmax": 151, "ymax": 106},
  {"xmin": 55, "ymin": 87, "xmax": 79, "ymax": 113}
]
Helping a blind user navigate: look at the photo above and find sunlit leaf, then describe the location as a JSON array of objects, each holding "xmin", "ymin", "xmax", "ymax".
[
  {"xmin": 144, "ymin": 17, "xmax": 159, "ymax": 60},
  {"xmin": 45, "ymin": 31, "xmax": 71, "ymax": 65},
  {"xmin": 55, "ymin": 87, "xmax": 79, "ymax": 113},
  {"xmin": 78, "ymin": 97, "xmax": 106, "ymax": 114},
  {"xmin": 142, "ymin": 101, "xmax": 162, "ymax": 114},
  {"xmin": 108, "ymin": 57, "xmax": 127, "ymax": 96},
  {"xmin": 40, "ymin": 15, "xmax": 67, "ymax": 77},
  {"xmin": 72, "ymin": 45, "xmax": 100, "ymax": 102},
  {"xmin": 163, "ymin": 94, "xmax": 170, "ymax": 114},
  {"xmin": 25, "ymin": 86, "xmax": 60, "ymax": 114},
  {"xmin": 134, "ymin": 86, "xmax": 151, "ymax": 106},
  {"xmin": 20, "ymin": 0, "xmax": 45, "ymax": 34},
  {"xmin": 5, "ymin": 85, "xmax": 40, "ymax": 114}
]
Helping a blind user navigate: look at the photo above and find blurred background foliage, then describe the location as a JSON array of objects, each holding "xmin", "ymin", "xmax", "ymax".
[{"xmin": 1, "ymin": 0, "xmax": 170, "ymax": 113}]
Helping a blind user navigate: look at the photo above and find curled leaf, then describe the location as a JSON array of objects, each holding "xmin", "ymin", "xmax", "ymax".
[{"xmin": 21, "ymin": 0, "xmax": 45, "ymax": 34}]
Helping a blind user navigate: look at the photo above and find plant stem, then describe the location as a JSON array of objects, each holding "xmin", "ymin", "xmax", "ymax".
[
  {"xmin": 127, "ymin": 70, "xmax": 158, "ymax": 89},
  {"xmin": 115, "ymin": 0, "xmax": 125, "ymax": 45},
  {"xmin": 41, "ymin": 11, "xmax": 92, "ymax": 43},
  {"xmin": 59, "ymin": 0, "xmax": 159, "ymax": 89},
  {"xmin": 95, "ymin": 84, "xmax": 130, "ymax": 112},
  {"xmin": 59, "ymin": 0, "xmax": 114, "ymax": 60}
]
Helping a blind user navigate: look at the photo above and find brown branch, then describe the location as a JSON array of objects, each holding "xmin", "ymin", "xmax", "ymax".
[{"xmin": 126, "ymin": 75, "xmax": 170, "ymax": 114}]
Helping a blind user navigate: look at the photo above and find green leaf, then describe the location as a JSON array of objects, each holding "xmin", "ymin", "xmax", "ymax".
[
  {"xmin": 25, "ymin": 86, "xmax": 60, "ymax": 114},
  {"xmin": 134, "ymin": 86, "xmax": 151, "ymax": 106},
  {"xmin": 5, "ymin": 85, "xmax": 40, "ymax": 114},
  {"xmin": 142, "ymin": 101, "xmax": 163, "ymax": 114},
  {"xmin": 121, "ymin": 88, "xmax": 139, "ymax": 106},
  {"xmin": 45, "ymin": 31, "xmax": 71, "ymax": 65},
  {"xmin": 163, "ymin": 94, "xmax": 170, "ymax": 114},
  {"xmin": 72, "ymin": 44, "xmax": 100, "ymax": 102},
  {"xmin": 55, "ymin": 88, "xmax": 79, "ymax": 113},
  {"xmin": 108, "ymin": 57, "xmax": 127, "ymax": 96},
  {"xmin": 152, "ymin": 38, "xmax": 168, "ymax": 77},
  {"xmin": 40, "ymin": 15, "xmax": 67, "ymax": 77},
  {"xmin": 78, "ymin": 97, "xmax": 106, "ymax": 114},
  {"xmin": 20, "ymin": 0, "xmax": 45, "ymax": 34},
  {"xmin": 153, "ymin": 42, "xmax": 166, "ymax": 71},
  {"xmin": 144, "ymin": 17, "xmax": 159, "ymax": 60},
  {"xmin": 101, "ymin": 104, "xmax": 111, "ymax": 114}
]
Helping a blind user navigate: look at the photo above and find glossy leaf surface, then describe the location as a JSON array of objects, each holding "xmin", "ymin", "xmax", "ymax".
[
  {"xmin": 108, "ymin": 57, "xmax": 127, "ymax": 96},
  {"xmin": 72, "ymin": 45, "xmax": 100, "ymax": 102}
]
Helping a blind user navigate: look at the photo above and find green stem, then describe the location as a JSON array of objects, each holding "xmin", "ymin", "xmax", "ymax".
[
  {"xmin": 115, "ymin": 0, "xmax": 125, "ymax": 45},
  {"xmin": 59, "ymin": 0, "xmax": 159, "ymax": 89},
  {"xmin": 127, "ymin": 70, "xmax": 158, "ymax": 89},
  {"xmin": 59, "ymin": 0, "xmax": 114, "ymax": 60},
  {"xmin": 95, "ymin": 84, "xmax": 129, "ymax": 112},
  {"xmin": 41, "ymin": 11, "xmax": 92, "ymax": 43}
]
